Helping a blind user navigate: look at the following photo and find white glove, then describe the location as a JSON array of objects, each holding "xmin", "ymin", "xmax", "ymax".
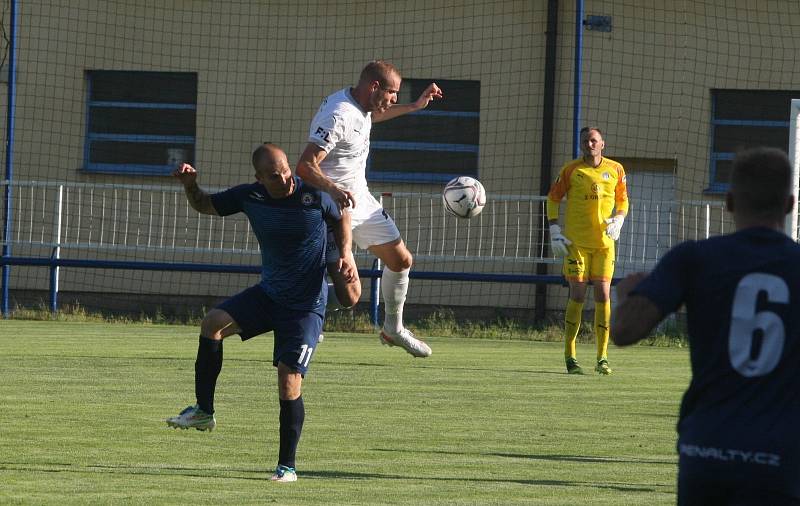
[
  {"xmin": 605, "ymin": 214, "xmax": 625, "ymax": 241},
  {"xmin": 549, "ymin": 224, "xmax": 572, "ymax": 257}
]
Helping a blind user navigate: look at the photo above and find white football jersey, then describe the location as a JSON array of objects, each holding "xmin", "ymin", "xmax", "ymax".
[{"xmin": 307, "ymin": 88, "xmax": 371, "ymax": 194}]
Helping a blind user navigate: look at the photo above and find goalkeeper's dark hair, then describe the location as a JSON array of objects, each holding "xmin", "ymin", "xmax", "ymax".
[
  {"xmin": 731, "ymin": 147, "xmax": 791, "ymax": 220},
  {"xmin": 359, "ymin": 60, "xmax": 401, "ymax": 88}
]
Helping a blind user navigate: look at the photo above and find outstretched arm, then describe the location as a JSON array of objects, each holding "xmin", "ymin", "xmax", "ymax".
[
  {"xmin": 172, "ymin": 163, "xmax": 218, "ymax": 215},
  {"xmin": 296, "ymin": 143, "xmax": 355, "ymax": 210},
  {"xmin": 372, "ymin": 82, "xmax": 444, "ymax": 123}
]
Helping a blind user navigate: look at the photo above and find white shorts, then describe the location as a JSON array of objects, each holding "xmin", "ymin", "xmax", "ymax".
[{"xmin": 326, "ymin": 191, "xmax": 400, "ymax": 263}]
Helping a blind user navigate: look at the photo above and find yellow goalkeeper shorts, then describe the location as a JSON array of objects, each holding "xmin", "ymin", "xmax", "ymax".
[{"xmin": 562, "ymin": 243, "xmax": 615, "ymax": 283}]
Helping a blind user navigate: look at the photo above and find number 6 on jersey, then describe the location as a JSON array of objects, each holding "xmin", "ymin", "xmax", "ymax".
[{"xmin": 728, "ymin": 272, "xmax": 789, "ymax": 377}]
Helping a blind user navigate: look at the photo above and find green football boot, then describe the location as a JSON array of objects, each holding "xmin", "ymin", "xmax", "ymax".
[{"xmin": 565, "ymin": 357, "xmax": 584, "ymax": 375}]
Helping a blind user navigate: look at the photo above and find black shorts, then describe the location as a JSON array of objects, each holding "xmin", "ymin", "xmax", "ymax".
[
  {"xmin": 678, "ymin": 448, "xmax": 800, "ymax": 505},
  {"xmin": 216, "ymin": 285, "xmax": 323, "ymax": 375}
]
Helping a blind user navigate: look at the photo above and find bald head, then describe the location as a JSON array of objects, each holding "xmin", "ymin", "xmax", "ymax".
[
  {"xmin": 252, "ymin": 143, "xmax": 289, "ymax": 173},
  {"xmin": 251, "ymin": 142, "xmax": 294, "ymax": 198},
  {"xmin": 358, "ymin": 60, "xmax": 400, "ymax": 88}
]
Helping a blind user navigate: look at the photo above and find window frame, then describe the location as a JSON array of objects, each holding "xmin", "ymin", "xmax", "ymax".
[
  {"xmin": 83, "ymin": 70, "xmax": 198, "ymax": 176},
  {"xmin": 367, "ymin": 78, "xmax": 480, "ymax": 184},
  {"xmin": 707, "ymin": 89, "xmax": 794, "ymax": 193}
]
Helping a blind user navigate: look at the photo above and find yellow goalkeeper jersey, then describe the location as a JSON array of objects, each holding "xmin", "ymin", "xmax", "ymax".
[{"xmin": 547, "ymin": 157, "xmax": 629, "ymax": 249}]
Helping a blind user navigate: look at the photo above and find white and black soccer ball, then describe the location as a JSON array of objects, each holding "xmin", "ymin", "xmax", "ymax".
[{"xmin": 442, "ymin": 176, "xmax": 486, "ymax": 219}]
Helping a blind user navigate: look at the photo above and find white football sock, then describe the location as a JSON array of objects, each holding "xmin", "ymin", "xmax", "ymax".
[{"xmin": 381, "ymin": 266, "xmax": 409, "ymax": 334}]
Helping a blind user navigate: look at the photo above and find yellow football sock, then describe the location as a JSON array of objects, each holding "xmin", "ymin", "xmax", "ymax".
[
  {"xmin": 595, "ymin": 300, "xmax": 611, "ymax": 361},
  {"xmin": 564, "ymin": 299, "xmax": 583, "ymax": 359}
]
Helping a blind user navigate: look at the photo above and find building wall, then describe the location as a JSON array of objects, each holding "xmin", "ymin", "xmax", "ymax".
[
  {"xmin": 12, "ymin": 1, "xmax": 800, "ymax": 198},
  {"xmin": 11, "ymin": 0, "xmax": 546, "ymax": 195},
  {"xmin": 3, "ymin": 0, "xmax": 800, "ymax": 310}
]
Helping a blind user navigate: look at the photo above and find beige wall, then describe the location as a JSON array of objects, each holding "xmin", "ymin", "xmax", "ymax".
[
  {"xmin": 11, "ymin": 1, "xmax": 800, "ymax": 197},
  {"xmin": 4, "ymin": 1, "xmax": 800, "ymax": 308},
  {"xmin": 11, "ymin": 0, "xmax": 547, "ymax": 199},
  {"xmin": 553, "ymin": 0, "xmax": 800, "ymax": 201}
]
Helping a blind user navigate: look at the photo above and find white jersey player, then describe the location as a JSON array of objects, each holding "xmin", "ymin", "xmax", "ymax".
[{"xmin": 296, "ymin": 60, "xmax": 443, "ymax": 358}]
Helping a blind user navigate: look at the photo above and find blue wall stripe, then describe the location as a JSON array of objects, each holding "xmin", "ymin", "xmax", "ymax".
[
  {"xmin": 712, "ymin": 119, "xmax": 789, "ymax": 127},
  {"xmin": 408, "ymin": 110, "xmax": 479, "ymax": 118},
  {"xmin": 88, "ymin": 133, "xmax": 195, "ymax": 143},
  {"xmin": 85, "ymin": 163, "xmax": 174, "ymax": 175},
  {"xmin": 368, "ymin": 171, "xmax": 472, "ymax": 183},
  {"xmin": 89, "ymin": 100, "xmax": 197, "ymax": 110},
  {"xmin": 371, "ymin": 140, "xmax": 479, "ymax": 153}
]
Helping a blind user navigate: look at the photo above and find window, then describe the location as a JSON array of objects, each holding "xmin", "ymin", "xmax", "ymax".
[
  {"xmin": 368, "ymin": 79, "xmax": 479, "ymax": 183},
  {"xmin": 708, "ymin": 90, "xmax": 796, "ymax": 192},
  {"xmin": 85, "ymin": 71, "xmax": 197, "ymax": 175}
]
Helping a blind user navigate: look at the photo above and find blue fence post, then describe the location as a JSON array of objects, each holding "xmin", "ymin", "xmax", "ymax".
[
  {"xmin": 572, "ymin": 0, "xmax": 584, "ymax": 159},
  {"xmin": 49, "ymin": 249, "xmax": 58, "ymax": 313},
  {"xmin": 1, "ymin": 0, "xmax": 18, "ymax": 317},
  {"xmin": 48, "ymin": 185, "xmax": 64, "ymax": 313}
]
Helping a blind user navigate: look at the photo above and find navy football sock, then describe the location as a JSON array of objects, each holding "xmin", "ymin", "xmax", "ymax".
[
  {"xmin": 195, "ymin": 336, "xmax": 223, "ymax": 414},
  {"xmin": 278, "ymin": 396, "xmax": 305, "ymax": 469}
]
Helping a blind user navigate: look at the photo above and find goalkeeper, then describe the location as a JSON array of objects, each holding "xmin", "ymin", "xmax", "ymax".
[{"xmin": 546, "ymin": 127, "xmax": 628, "ymax": 375}]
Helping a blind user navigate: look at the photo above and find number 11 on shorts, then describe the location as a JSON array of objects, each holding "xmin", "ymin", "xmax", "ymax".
[{"xmin": 298, "ymin": 344, "xmax": 314, "ymax": 368}]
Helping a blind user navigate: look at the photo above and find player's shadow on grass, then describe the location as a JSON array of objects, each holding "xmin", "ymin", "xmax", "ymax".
[
  {"xmin": 626, "ymin": 411, "xmax": 679, "ymax": 419},
  {"xmin": 296, "ymin": 470, "xmax": 656, "ymax": 492},
  {"xmin": 391, "ymin": 364, "xmax": 567, "ymax": 375},
  {"xmin": 487, "ymin": 452, "xmax": 675, "ymax": 466},
  {"xmin": 34, "ymin": 354, "xmax": 275, "ymax": 364},
  {"xmin": 35, "ymin": 356, "xmax": 565, "ymax": 374},
  {"xmin": 0, "ymin": 462, "xmax": 266, "ymax": 481},
  {"xmin": 0, "ymin": 462, "xmax": 657, "ymax": 491},
  {"xmin": 315, "ymin": 359, "xmax": 392, "ymax": 368},
  {"xmin": 373, "ymin": 448, "xmax": 675, "ymax": 467}
]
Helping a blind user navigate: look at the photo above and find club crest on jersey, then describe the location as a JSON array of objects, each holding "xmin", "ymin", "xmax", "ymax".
[
  {"xmin": 301, "ymin": 193, "xmax": 315, "ymax": 206},
  {"xmin": 602, "ymin": 172, "xmax": 610, "ymax": 180}
]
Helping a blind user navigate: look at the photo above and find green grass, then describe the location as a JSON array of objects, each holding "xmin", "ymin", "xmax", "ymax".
[
  {"xmin": 5, "ymin": 305, "xmax": 689, "ymax": 346},
  {"xmin": 0, "ymin": 320, "xmax": 689, "ymax": 505}
]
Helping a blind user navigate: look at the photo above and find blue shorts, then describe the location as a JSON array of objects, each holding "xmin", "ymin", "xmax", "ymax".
[{"xmin": 216, "ymin": 285, "xmax": 323, "ymax": 375}]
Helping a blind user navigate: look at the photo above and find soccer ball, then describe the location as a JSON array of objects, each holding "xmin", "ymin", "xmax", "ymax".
[{"xmin": 442, "ymin": 176, "xmax": 486, "ymax": 219}]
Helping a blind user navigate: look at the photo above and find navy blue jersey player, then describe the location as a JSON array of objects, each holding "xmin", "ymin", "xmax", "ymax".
[
  {"xmin": 612, "ymin": 147, "xmax": 800, "ymax": 505},
  {"xmin": 166, "ymin": 143, "xmax": 357, "ymax": 483}
]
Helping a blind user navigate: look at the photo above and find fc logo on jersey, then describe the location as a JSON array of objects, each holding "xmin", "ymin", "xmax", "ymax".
[
  {"xmin": 602, "ymin": 172, "xmax": 610, "ymax": 180},
  {"xmin": 301, "ymin": 193, "xmax": 315, "ymax": 206},
  {"xmin": 313, "ymin": 127, "xmax": 331, "ymax": 143}
]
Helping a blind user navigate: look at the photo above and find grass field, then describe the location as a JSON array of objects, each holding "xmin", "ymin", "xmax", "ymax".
[{"xmin": 0, "ymin": 320, "xmax": 689, "ymax": 505}]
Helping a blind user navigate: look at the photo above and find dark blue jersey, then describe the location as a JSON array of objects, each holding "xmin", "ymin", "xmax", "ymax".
[
  {"xmin": 210, "ymin": 177, "xmax": 340, "ymax": 315},
  {"xmin": 633, "ymin": 227, "xmax": 800, "ymax": 459}
]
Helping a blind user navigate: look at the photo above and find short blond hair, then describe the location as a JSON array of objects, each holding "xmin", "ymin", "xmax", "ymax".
[{"xmin": 358, "ymin": 60, "xmax": 400, "ymax": 88}]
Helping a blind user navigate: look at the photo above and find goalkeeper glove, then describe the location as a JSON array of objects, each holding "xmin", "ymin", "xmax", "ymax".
[
  {"xmin": 605, "ymin": 214, "xmax": 625, "ymax": 241},
  {"xmin": 549, "ymin": 224, "xmax": 572, "ymax": 257}
]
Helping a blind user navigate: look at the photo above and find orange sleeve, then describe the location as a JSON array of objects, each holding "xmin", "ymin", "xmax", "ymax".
[
  {"xmin": 614, "ymin": 165, "xmax": 629, "ymax": 215},
  {"xmin": 546, "ymin": 163, "xmax": 576, "ymax": 220}
]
